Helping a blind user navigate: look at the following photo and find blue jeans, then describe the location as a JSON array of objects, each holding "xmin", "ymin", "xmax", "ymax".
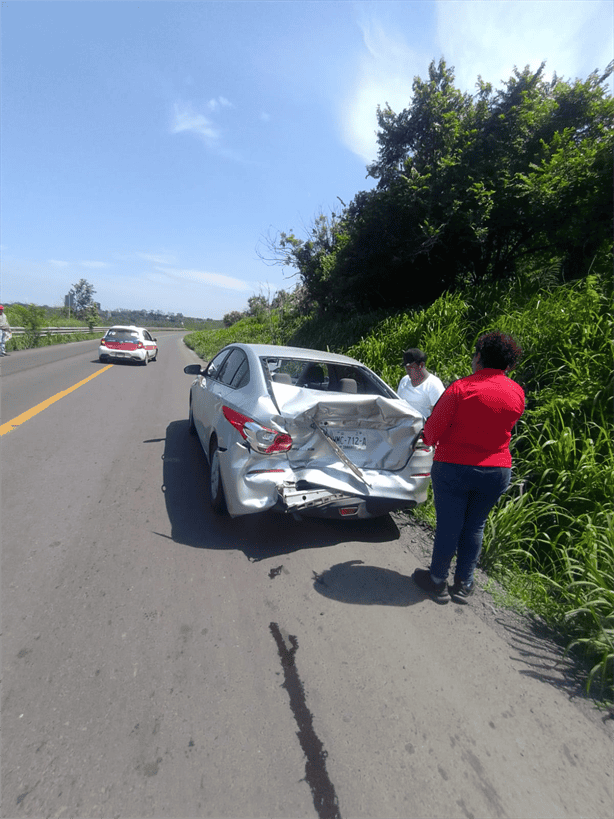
[{"xmin": 429, "ymin": 461, "xmax": 511, "ymax": 585}]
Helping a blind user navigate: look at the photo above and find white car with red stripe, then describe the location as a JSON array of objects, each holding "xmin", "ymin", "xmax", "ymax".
[{"xmin": 99, "ymin": 325, "xmax": 158, "ymax": 365}]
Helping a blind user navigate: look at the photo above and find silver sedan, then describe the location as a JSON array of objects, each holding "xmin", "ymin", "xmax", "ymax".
[{"xmin": 184, "ymin": 343, "xmax": 432, "ymax": 519}]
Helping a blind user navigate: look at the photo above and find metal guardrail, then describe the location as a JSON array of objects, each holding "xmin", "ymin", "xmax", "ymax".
[{"xmin": 9, "ymin": 326, "xmax": 184, "ymax": 336}]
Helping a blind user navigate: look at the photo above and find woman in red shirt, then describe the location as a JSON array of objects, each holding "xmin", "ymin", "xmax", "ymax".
[{"xmin": 412, "ymin": 331, "xmax": 525, "ymax": 604}]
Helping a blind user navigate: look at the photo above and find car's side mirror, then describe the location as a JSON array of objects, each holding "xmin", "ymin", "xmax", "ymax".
[{"xmin": 184, "ymin": 364, "xmax": 203, "ymax": 375}]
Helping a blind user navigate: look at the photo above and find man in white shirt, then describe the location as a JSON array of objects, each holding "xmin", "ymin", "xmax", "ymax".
[{"xmin": 397, "ymin": 348, "xmax": 445, "ymax": 419}]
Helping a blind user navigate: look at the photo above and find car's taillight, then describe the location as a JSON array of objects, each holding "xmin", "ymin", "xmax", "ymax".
[
  {"xmin": 136, "ymin": 341, "xmax": 144, "ymax": 348},
  {"xmin": 222, "ymin": 406, "xmax": 292, "ymax": 454},
  {"xmin": 101, "ymin": 339, "xmax": 106, "ymax": 346}
]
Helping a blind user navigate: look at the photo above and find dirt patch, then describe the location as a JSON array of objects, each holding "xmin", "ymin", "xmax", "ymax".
[{"xmin": 394, "ymin": 513, "xmax": 614, "ymax": 736}]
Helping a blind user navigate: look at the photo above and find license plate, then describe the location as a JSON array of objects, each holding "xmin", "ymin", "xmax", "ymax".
[{"xmin": 324, "ymin": 430, "xmax": 368, "ymax": 450}]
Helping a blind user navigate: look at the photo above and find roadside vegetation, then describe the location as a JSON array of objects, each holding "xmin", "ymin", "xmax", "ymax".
[
  {"xmin": 185, "ymin": 59, "xmax": 613, "ymax": 700},
  {"xmin": 3, "ymin": 303, "xmax": 100, "ymax": 351}
]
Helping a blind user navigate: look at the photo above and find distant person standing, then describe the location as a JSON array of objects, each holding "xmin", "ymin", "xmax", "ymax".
[
  {"xmin": 397, "ymin": 348, "xmax": 445, "ymax": 419},
  {"xmin": 0, "ymin": 306, "xmax": 11, "ymax": 356},
  {"xmin": 412, "ymin": 331, "xmax": 525, "ymax": 604}
]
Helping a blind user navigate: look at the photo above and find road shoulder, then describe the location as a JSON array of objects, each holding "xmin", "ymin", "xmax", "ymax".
[{"xmin": 395, "ymin": 512, "xmax": 614, "ymax": 736}]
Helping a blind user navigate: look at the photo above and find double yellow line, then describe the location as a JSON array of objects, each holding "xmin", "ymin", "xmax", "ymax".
[{"xmin": 0, "ymin": 365, "xmax": 113, "ymax": 437}]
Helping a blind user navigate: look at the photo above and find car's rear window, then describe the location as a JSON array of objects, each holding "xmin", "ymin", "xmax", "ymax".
[
  {"xmin": 106, "ymin": 330, "xmax": 139, "ymax": 341},
  {"xmin": 261, "ymin": 357, "xmax": 395, "ymax": 397}
]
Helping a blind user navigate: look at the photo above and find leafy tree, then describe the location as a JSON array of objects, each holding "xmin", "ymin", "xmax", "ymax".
[
  {"xmin": 247, "ymin": 294, "xmax": 269, "ymax": 320},
  {"xmin": 259, "ymin": 211, "xmax": 346, "ymax": 315},
  {"xmin": 70, "ymin": 278, "xmax": 97, "ymax": 318},
  {"xmin": 223, "ymin": 310, "xmax": 244, "ymax": 327},
  {"xmin": 83, "ymin": 303, "xmax": 99, "ymax": 331},
  {"xmin": 21, "ymin": 304, "xmax": 47, "ymax": 346},
  {"xmin": 270, "ymin": 59, "xmax": 613, "ymax": 314}
]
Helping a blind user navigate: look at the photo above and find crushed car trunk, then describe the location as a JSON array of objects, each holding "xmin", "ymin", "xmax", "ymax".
[{"xmin": 220, "ymin": 386, "xmax": 432, "ymax": 518}]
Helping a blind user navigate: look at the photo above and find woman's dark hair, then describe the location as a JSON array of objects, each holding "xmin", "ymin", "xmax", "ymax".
[
  {"xmin": 475, "ymin": 332, "xmax": 522, "ymax": 370},
  {"xmin": 403, "ymin": 348, "xmax": 427, "ymax": 365}
]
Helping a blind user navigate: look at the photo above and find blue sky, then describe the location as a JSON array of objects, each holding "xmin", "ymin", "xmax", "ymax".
[{"xmin": 2, "ymin": 1, "xmax": 611, "ymax": 320}]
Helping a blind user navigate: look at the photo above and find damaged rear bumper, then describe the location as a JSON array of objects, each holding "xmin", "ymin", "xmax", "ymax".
[
  {"xmin": 219, "ymin": 443, "xmax": 431, "ymax": 519},
  {"xmin": 275, "ymin": 483, "xmax": 417, "ymax": 519},
  {"xmin": 217, "ymin": 392, "xmax": 432, "ymax": 519}
]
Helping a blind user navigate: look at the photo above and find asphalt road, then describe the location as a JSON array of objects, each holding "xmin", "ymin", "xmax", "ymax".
[{"xmin": 1, "ymin": 336, "xmax": 612, "ymax": 819}]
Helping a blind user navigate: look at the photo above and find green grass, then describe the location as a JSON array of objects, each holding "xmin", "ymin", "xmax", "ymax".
[
  {"xmin": 183, "ymin": 315, "xmax": 285, "ymax": 360},
  {"xmin": 6, "ymin": 331, "xmax": 100, "ymax": 351}
]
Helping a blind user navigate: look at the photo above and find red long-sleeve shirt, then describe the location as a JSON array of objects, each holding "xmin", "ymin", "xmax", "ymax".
[{"xmin": 422, "ymin": 369, "xmax": 525, "ymax": 467}]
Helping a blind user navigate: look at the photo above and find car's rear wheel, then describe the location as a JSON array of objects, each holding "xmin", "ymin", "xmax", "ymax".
[
  {"xmin": 209, "ymin": 441, "xmax": 227, "ymax": 515},
  {"xmin": 188, "ymin": 400, "xmax": 197, "ymax": 435},
  {"xmin": 141, "ymin": 353, "xmax": 148, "ymax": 366}
]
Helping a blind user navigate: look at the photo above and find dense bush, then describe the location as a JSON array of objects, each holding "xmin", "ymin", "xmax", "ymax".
[
  {"xmin": 3, "ymin": 303, "xmax": 101, "ymax": 351},
  {"xmin": 268, "ymin": 61, "xmax": 613, "ymax": 316}
]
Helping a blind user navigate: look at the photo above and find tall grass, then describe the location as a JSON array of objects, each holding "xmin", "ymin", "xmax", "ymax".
[{"xmin": 183, "ymin": 315, "xmax": 284, "ymax": 361}]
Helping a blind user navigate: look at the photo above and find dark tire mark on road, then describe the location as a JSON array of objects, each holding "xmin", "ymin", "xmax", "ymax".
[{"xmin": 269, "ymin": 622, "xmax": 341, "ymax": 819}]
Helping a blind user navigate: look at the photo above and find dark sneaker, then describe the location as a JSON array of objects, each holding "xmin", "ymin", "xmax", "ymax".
[
  {"xmin": 449, "ymin": 578, "xmax": 475, "ymax": 604},
  {"xmin": 412, "ymin": 568, "xmax": 450, "ymax": 604}
]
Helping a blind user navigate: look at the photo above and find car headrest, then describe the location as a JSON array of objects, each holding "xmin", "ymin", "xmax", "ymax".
[{"xmin": 339, "ymin": 378, "xmax": 358, "ymax": 393}]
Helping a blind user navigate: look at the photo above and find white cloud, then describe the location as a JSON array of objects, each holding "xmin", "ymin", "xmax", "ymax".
[
  {"xmin": 134, "ymin": 252, "xmax": 178, "ymax": 266},
  {"xmin": 171, "ymin": 99, "xmax": 244, "ymax": 160},
  {"xmin": 208, "ymin": 96, "xmax": 233, "ymax": 111},
  {"xmin": 49, "ymin": 259, "xmax": 69, "ymax": 267},
  {"xmin": 340, "ymin": 19, "xmax": 426, "ymax": 164},
  {"xmin": 80, "ymin": 260, "xmax": 108, "ymax": 269},
  {"xmin": 340, "ymin": 1, "xmax": 613, "ymax": 164},
  {"xmin": 437, "ymin": 0, "xmax": 613, "ymax": 92},
  {"xmin": 171, "ymin": 102, "xmax": 219, "ymax": 144},
  {"xmin": 158, "ymin": 267, "xmax": 253, "ymax": 293}
]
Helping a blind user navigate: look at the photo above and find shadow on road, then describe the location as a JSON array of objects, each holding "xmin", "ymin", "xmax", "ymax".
[
  {"xmin": 312, "ymin": 560, "xmax": 422, "ymax": 607},
  {"xmin": 497, "ymin": 617, "xmax": 613, "ymax": 707},
  {"xmin": 157, "ymin": 420, "xmax": 401, "ymax": 562}
]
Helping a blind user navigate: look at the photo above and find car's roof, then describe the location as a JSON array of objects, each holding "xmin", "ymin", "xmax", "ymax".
[
  {"xmin": 106, "ymin": 325, "xmax": 147, "ymax": 332},
  {"xmin": 224, "ymin": 342, "xmax": 364, "ymax": 366}
]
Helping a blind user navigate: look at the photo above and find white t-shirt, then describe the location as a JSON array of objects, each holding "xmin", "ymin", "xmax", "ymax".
[{"xmin": 397, "ymin": 372, "xmax": 445, "ymax": 419}]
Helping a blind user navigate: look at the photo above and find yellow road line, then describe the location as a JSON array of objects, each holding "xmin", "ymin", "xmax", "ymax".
[{"xmin": 0, "ymin": 365, "xmax": 114, "ymax": 436}]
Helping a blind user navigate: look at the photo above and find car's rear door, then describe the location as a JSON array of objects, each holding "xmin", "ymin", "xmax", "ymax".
[
  {"xmin": 193, "ymin": 348, "xmax": 253, "ymax": 453},
  {"xmin": 143, "ymin": 330, "xmax": 157, "ymax": 357},
  {"xmin": 191, "ymin": 349, "xmax": 231, "ymax": 446}
]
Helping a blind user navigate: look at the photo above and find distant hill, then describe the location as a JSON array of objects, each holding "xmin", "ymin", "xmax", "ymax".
[
  {"xmin": 3, "ymin": 302, "xmax": 224, "ymax": 330},
  {"xmin": 102, "ymin": 308, "xmax": 223, "ymax": 330}
]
